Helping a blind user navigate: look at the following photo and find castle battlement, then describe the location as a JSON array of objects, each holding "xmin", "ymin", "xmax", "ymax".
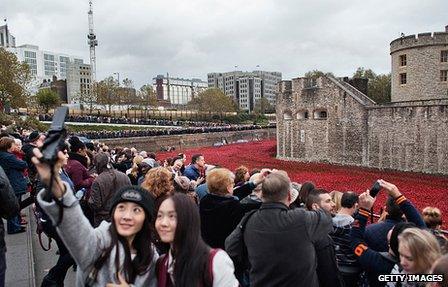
[{"xmin": 390, "ymin": 30, "xmax": 448, "ymax": 53}]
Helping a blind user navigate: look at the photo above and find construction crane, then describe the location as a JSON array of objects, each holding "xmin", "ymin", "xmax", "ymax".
[{"xmin": 87, "ymin": 0, "xmax": 98, "ymax": 82}]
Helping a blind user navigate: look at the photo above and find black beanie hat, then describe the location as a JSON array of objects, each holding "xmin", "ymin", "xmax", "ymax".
[
  {"xmin": 110, "ymin": 186, "xmax": 155, "ymax": 220},
  {"xmin": 28, "ymin": 131, "xmax": 40, "ymax": 142},
  {"xmin": 389, "ymin": 222, "xmax": 416, "ymax": 257}
]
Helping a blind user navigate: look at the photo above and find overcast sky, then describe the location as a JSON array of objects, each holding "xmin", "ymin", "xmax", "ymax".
[{"xmin": 2, "ymin": 0, "xmax": 447, "ymax": 88}]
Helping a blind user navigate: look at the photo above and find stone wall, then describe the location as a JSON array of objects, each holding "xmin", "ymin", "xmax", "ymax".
[
  {"xmin": 367, "ymin": 103, "xmax": 448, "ymax": 174},
  {"xmin": 390, "ymin": 31, "xmax": 448, "ymax": 102},
  {"xmin": 276, "ymin": 75, "xmax": 448, "ymax": 175},
  {"xmin": 100, "ymin": 128, "xmax": 276, "ymax": 152}
]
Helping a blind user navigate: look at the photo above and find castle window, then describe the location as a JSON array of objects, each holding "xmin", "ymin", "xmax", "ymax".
[
  {"xmin": 400, "ymin": 73, "xmax": 407, "ymax": 85},
  {"xmin": 441, "ymin": 70, "xmax": 448, "ymax": 82},
  {"xmin": 283, "ymin": 111, "xmax": 292, "ymax": 120},
  {"xmin": 313, "ymin": 109, "xmax": 328, "ymax": 120},
  {"xmin": 441, "ymin": 50, "xmax": 448, "ymax": 62},
  {"xmin": 296, "ymin": 110, "xmax": 309, "ymax": 120},
  {"xmin": 399, "ymin": 54, "xmax": 407, "ymax": 66}
]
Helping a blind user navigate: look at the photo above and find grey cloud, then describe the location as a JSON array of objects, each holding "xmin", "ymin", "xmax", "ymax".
[{"xmin": 2, "ymin": 0, "xmax": 447, "ymax": 87}]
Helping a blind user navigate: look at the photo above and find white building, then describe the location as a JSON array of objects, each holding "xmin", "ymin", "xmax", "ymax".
[
  {"xmin": 2, "ymin": 25, "xmax": 89, "ymax": 98},
  {"xmin": 153, "ymin": 75, "xmax": 208, "ymax": 105},
  {"xmin": 7, "ymin": 44, "xmax": 85, "ymax": 84},
  {"xmin": 207, "ymin": 70, "xmax": 282, "ymax": 112}
]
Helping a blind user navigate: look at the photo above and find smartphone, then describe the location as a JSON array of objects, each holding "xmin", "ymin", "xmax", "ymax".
[
  {"xmin": 41, "ymin": 107, "xmax": 69, "ymax": 163},
  {"xmin": 369, "ymin": 181, "xmax": 382, "ymax": 197},
  {"xmin": 49, "ymin": 106, "xmax": 69, "ymax": 131}
]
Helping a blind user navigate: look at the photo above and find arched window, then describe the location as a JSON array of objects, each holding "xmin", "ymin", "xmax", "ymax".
[
  {"xmin": 297, "ymin": 110, "xmax": 309, "ymax": 120},
  {"xmin": 283, "ymin": 110, "xmax": 292, "ymax": 120},
  {"xmin": 313, "ymin": 109, "xmax": 328, "ymax": 120}
]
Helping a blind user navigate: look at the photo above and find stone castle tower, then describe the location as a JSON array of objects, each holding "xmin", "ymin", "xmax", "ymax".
[
  {"xmin": 390, "ymin": 25, "xmax": 448, "ymax": 102},
  {"xmin": 276, "ymin": 25, "xmax": 448, "ymax": 175}
]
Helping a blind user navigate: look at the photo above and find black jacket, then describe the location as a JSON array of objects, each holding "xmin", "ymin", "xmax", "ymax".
[
  {"xmin": 0, "ymin": 166, "xmax": 20, "ymax": 252},
  {"xmin": 226, "ymin": 202, "xmax": 332, "ymax": 287},
  {"xmin": 200, "ymin": 182, "xmax": 257, "ymax": 249}
]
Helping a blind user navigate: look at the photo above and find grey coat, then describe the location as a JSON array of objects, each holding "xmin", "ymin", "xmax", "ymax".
[
  {"xmin": 37, "ymin": 183, "xmax": 158, "ymax": 287},
  {"xmin": 0, "ymin": 166, "xmax": 19, "ymax": 252}
]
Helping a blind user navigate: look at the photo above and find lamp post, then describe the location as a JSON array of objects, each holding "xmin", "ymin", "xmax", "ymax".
[{"xmin": 113, "ymin": 72, "xmax": 120, "ymax": 112}]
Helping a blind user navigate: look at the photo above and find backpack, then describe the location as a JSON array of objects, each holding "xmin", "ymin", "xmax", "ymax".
[{"xmin": 156, "ymin": 248, "xmax": 219, "ymax": 287}]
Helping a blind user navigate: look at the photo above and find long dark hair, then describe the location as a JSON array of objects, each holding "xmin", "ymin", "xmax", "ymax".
[
  {"xmin": 91, "ymin": 205, "xmax": 154, "ymax": 284},
  {"xmin": 160, "ymin": 193, "xmax": 211, "ymax": 287}
]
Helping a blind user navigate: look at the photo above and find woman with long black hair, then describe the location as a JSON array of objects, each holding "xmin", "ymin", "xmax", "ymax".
[
  {"xmin": 32, "ymin": 149, "xmax": 158, "ymax": 287},
  {"xmin": 155, "ymin": 193, "xmax": 238, "ymax": 287}
]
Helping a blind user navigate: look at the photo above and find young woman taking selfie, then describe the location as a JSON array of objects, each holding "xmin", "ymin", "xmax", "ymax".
[
  {"xmin": 33, "ymin": 149, "xmax": 158, "ymax": 287},
  {"xmin": 155, "ymin": 193, "xmax": 239, "ymax": 287}
]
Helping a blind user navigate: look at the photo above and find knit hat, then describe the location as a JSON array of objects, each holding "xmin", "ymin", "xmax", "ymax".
[
  {"xmin": 110, "ymin": 186, "xmax": 155, "ymax": 220},
  {"xmin": 28, "ymin": 131, "xmax": 40, "ymax": 142}
]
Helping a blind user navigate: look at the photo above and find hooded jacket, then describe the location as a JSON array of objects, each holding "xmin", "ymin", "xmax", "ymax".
[
  {"xmin": 200, "ymin": 182, "xmax": 257, "ymax": 249},
  {"xmin": 89, "ymin": 153, "xmax": 132, "ymax": 227},
  {"xmin": 330, "ymin": 214, "xmax": 360, "ymax": 274}
]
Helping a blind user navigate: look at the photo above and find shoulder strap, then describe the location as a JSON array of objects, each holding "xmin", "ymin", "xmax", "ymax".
[
  {"xmin": 240, "ymin": 209, "xmax": 257, "ymax": 232},
  {"xmin": 208, "ymin": 248, "xmax": 219, "ymax": 284},
  {"xmin": 156, "ymin": 254, "xmax": 169, "ymax": 287}
]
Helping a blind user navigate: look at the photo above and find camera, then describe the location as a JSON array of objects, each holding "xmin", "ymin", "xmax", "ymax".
[
  {"xmin": 40, "ymin": 107, "xmax": 69, "ymax": 165},
  {"xmin": 369, "ymin": 180, "xmax": 382, "ymax": 197}
]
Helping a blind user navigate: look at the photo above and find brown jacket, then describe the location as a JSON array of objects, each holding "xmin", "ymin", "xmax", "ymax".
[{"xmin": 90, "ymin": 153, "xmax": 132, "ymax": 227}]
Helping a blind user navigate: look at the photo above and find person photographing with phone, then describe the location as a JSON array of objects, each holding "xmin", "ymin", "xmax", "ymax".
[
  {"xmin": 33, "ymin": 148, "xmax": 158, "ymax": 286},
  {"xmin": 350, "ymin": 179, "xmax": 426, "ymax": 287},
  {"xmin": 364, "ymin": 180, "xmax": 426, "ymax": 253},
  {"xmin": 31, "ymin": 108, "xmax": 158, "ymax": 287}
]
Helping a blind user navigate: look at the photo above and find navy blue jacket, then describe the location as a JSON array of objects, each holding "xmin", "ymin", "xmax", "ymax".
[
  {"xmin": 183, "ymin": 164, "xmax": 200, "ymax": 181},
  {"xmin": 0, "ymin": 151, "xmax": 28, "ymax": 194},
  {"xmin": 350, "ymin": 195, "xmax": 426, "ymax": 287}
]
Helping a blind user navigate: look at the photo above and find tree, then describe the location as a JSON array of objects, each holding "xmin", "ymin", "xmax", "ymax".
[
  {"xmin": 73, "ymin": 89, "xmax": 97, "ymax": 114},
  {"xmin": 138, "ymin": 84, "xmax": 157, "ymax": 109},
  {"xmin": 304, "ymin": 70, "xmax": 334, "ymax": 79},
  {"xmin": 253, "ymin": 97, "xmax": 274, "ymax": 114},
  {"xmin": 187, "ymin": 88, "xmax": 237, "ymax": 113},
  {"xmin": 0, "ymin": 48, "xmax": 32, "ymax": 112},
  {"xmin": 36, "ymin": 89, "xmax": 60, "ymax": 113},
  {"xmin": 353, "ymin": 67, "xmax": 391, "ymax": 103},
  {"xmin": 95, "ymin": 76, "xmax": 118, "ymax": 114},
  {"xmin": 121, "ymin": 78, "xmax": 137, "ymax": 113}
]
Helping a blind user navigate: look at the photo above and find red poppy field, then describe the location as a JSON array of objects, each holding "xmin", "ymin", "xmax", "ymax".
[{"xmin": 157, "ymin": 139, "xmax": 448, "ymax": 226}]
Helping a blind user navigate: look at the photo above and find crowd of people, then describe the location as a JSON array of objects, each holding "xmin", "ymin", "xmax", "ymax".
[
  {"xmin": 0, "ymin": 128, "xmax": 447, "ymax": 287},
  {"xmin": 38, "ymin": 114, "xmax": 232, "ymax": 127},
  {"xmin": 75, "ymin": 124, "xmax": 274, "ymax": 140}
]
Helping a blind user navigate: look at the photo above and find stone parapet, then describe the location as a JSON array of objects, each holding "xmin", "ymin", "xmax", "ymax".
[
  {"xmin": 390, "ymin": 32, "xmax": 448, "ymax": 54},
  {"xmin": 100, "ymin": 128, "xmax": 276, "ymax": 152}
]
